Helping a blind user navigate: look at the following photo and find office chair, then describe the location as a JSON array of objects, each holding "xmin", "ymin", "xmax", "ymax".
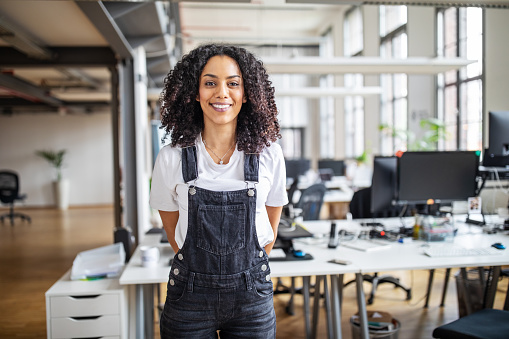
[
  {"xmin": 0, "ymin": 170, "xmax": 31, "ymax": 226},
  {"xmin": 283, "ymin": 177, "xmax": 300, "ymax": 218},
  {"xmin": 275, "ymin": 183, "xmax": 328, "ymax": 314},
  {"xmin": 346, "ymin": 187, "xmax": 412, "ymax": 305},
  {"xmin": 294, "ymin": 183, "xmax": 327, "ymax": 221},
  {"xmin": 432, "ymin": 269, "xmax": 509, "ymax": 339}
]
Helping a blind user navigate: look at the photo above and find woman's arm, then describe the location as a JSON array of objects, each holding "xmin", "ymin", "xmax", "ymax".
[
  {"xmin": 158, "ymin": 210, "xmax": 180, "ymax": 254},
  {"xmin": 264, "ymin": 205, "xmax": 283, "ymax": 255}
]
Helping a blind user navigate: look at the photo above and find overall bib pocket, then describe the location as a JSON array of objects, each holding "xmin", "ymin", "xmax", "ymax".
[
  {"xmin": 197, "ymin": 203, "xmax": 247, "ymax": 255},
  {"xmin": 166, "ymin": 271, "xmax": 188, "ymax": 302}
]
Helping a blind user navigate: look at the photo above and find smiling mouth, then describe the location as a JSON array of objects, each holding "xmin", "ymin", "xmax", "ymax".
[{"xmin": 211, "ymin": 103, "xmax": 230, "ymax": 109}]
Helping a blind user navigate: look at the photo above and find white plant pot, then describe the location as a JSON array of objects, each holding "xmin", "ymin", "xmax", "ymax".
[{"xmin": 53, "ymin": 179, "xmax": 70, "ymax": 210}]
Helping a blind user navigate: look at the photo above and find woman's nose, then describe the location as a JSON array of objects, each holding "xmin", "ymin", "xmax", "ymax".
[{"xmin": 216, "ymin": 83, "xmax": 228, "ymax": 98}]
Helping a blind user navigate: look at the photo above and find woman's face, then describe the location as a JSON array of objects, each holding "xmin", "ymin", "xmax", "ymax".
[{"xmin": 197, "ymin": 55, "xmax": 246, "ymax": 129}]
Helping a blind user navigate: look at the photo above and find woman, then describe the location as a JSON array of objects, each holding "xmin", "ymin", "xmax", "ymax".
[{"xmin": 150, "ymin": 44, "xmax": 288, "ymax": 338}]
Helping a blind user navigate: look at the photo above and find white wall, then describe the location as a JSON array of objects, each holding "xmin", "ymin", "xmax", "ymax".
[{"xmin": 0, "ymin": 112, "xmax": 114, "ymax": 207}]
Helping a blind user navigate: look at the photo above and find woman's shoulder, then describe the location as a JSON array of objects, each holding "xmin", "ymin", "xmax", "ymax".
[
  {"xmin": 260, "ymin": 142, "xmax": 284, "ymax": 162},
  {"xmin": 157, "ymin": 144, "xmax": 183, "ymax": 163}
]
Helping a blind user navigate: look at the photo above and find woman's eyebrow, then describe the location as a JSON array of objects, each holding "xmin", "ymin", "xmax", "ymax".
[{"xmin": 202, "ymin": 74, "xmax": 241, "ymax": 79}]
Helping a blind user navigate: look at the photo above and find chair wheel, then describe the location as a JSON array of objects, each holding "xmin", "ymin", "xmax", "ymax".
[
  {"xmin": 406, "ymin": 290, "xmax": 412, "ymax": 300},
  {"xmin": 285, "ymin": 305, "xmax": 295, "ymax": 315}
]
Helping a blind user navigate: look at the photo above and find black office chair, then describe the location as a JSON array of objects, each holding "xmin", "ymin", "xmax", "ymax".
[
  {"xmin": 432, "ymin": 269, "xmax": 509, "ymax": 339},
  {"xmin": 275, "ymin": 183, "xmax": 328, "ymax": 315},
  {"xmin": 0, "ymin": 170, "xmax": 31, "ymax": 226},
  {"xmin": 283, "ymin": 177, "xmax": 300, "ymax": 218},
  {"xmin": 346, "ymin": 187, "xmax": 412, "ymax": 305},
  {"xmin": 294, "ymin": 183, "xmax": 327, "ymax": 221}
]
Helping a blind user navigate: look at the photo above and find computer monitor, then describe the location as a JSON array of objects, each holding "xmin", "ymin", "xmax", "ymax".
[
  {"xmin": 483, "ymin": 111, "xmax": 509, "ymax": 167},
  {"xmin": 488, "ymin": 110, "xmax": 509, "ymax": 156},
  {"xmin": 284, "ymin": 158, "xmax": 311, "ymax": 180},
  {"xmin": 318, "ymin": 159, "xmax": 345, "ymax": 176},
  {"xmin": 370, "ymin": 156, "xmax": 398, "ymax": 214},
  {"xmin": 396, "ymin": 151, "xmax": 479, "ymax": 205}
]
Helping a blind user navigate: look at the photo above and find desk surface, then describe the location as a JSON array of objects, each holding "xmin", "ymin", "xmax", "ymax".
[
  {"xmin": 301, "ymin": 217, "xmax": 509, "ymax": 273},
  {"xmin": 119, "ymin": 215, "xmax": 509, "ymax": 285}
]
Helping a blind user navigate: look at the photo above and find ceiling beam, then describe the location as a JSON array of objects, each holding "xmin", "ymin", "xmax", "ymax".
[
  {"xmin": 0, "ymin": 73, "xmax": 63, "ymax": 107},
  {"xmin": 286, "ymin": 0, "xmax": 509, "ymax": 8},
  {"xmin": 0, "ymin": 47, "xmax": 116, "ymax": 67},
  {"xmin": 76, "ymin": 1, "xmax": 133, "ymax": 59},
  {"xmin": 0, "ymin": 20, "xmax": 53, "ymax": 60}
]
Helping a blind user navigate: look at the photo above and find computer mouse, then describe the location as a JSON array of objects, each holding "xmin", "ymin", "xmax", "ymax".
[
  {"xmin": 293, "ymin": 250, "xmax": 306, "ymax": 258},
  {"xmin": 491, "ymin": 242, "xmax": 505, "ymax": 250}
]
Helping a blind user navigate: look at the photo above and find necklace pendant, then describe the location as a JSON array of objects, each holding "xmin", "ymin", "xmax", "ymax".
[{"xmin": 219, "ymin": 160, "xmax": 224, "ymax": 165}]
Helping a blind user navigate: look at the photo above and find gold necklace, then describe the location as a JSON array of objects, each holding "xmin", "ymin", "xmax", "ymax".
[{"xmin": 202, "ymin": 139, "xmax": 235, "ymax": 165}]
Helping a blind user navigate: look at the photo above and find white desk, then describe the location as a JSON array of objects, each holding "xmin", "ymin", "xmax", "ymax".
[
  {"xmin": 302, "ymin": 216, "xmax": 509, "ymax": 339},
  {"xmin": 119, "ymin": 216, "xmax": 509, "ymax": 339},
  {"xmin": 119, "ymin": 230, "xmax": 360, "ymax": 339}
]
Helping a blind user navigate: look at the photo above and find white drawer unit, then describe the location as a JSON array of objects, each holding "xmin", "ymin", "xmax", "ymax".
[{"xmin": 46, "ymin": 269, "xmax": 127, "ymax": 339}]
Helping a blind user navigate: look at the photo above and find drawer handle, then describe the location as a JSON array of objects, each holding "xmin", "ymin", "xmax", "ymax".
[
  {"xmin": 71, "ymin": 337, "xmax": 103, "ymax": 339},
  {"xmin": 69, "ymin": 294, "xmax": 101, "ymax": 299},
  {"xmin": 70, "ymin": 315, "xmax": 102, "ymax": 321}
]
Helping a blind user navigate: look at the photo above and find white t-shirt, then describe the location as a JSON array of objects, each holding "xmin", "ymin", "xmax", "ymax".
[{"xmin": 150, "ymin": 135, "xmax": 288, "ymax": 249}]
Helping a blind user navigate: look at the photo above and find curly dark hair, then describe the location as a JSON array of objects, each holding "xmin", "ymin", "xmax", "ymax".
[{"xmin": 159, "ymin": 43, "xmax": 281, "ymax": 153}]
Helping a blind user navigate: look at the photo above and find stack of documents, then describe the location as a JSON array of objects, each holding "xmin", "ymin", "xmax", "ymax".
[{"xmin": 71, "ymin": 243, "xmax": 125, "ymax": 280}]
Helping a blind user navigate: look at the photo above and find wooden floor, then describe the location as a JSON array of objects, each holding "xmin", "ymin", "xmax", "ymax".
[{"xmin": 1, "ymin": 206, "xmax": 507, "ymax": 339}]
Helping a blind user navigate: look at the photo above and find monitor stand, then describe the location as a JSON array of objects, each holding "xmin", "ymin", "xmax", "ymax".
[{"xmin": 465, "ymin": 213, "xmax": 486, "ymax": 226}]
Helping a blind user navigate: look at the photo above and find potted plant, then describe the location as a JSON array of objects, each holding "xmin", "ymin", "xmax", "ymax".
[
  {"xmin": 379, "ymin": 118, "xmax": 448, "ymax": 152},
  {"xmin": 35, "ymin": 149, "xmax": 69, "ymax": 210}
]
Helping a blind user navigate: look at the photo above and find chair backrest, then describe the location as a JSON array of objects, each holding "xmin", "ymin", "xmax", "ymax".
[
  {"xmin": 349, "ymin": 187, "xmax": 372, "ymax": 219},
  {"xmin": 295, "ymin": 183, "xmax": 327, "ymax": 220},
  {"xmin": 0, "ymin": 170, "xmax": 20, "ymax": 204},
  {"xmin": 286, "ymin": 177, "xmax": 299, "ymax": 205},
  {"xmin": 349, "ymin": 186, "xmax": 405, "ymax": 219}
]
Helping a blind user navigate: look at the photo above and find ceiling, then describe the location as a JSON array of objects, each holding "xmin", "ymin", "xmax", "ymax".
[{"xmin": 1, "ymin": 0, "xmax": 508, "ymax": 115}]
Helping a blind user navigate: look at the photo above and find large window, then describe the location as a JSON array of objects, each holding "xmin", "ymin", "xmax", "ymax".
[
  {"xmin": 379, "ymin": 6, "xmax": 408, "ymax": 155},
  {"xmin": 437, "ymin": 7, "xmax": 483, "ymax": 151}
]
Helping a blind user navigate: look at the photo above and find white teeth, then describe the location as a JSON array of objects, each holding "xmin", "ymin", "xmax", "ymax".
[{"xmin": 212, "ymin": 104, "xmax": 230, "ymax": 109}]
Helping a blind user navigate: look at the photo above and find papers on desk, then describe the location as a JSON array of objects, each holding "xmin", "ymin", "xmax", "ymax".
[
  {"xmin": 71, "ymin": 243, "xmax": 125, "ymax": 280},
  {"xmin": 340, "ymin": 239, "xmax": 391, "ymax": 252}
]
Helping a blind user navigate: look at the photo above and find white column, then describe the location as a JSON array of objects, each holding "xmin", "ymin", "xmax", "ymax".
[
  {"xmin": 407, "ymin": 7, "xmax": 436, "ymax": 142},
  {"xmin": 483, "ymin": 9, "xmax": 509, "ymax": 146}
]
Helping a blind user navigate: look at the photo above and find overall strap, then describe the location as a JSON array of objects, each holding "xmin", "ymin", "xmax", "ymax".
[
  {"xmin": 244, "ymin": 153, "xmax": 260, "ymax": 183},
  {"xmin": 182, "ymin": 145, "xmax": 259, "ymax": 183},
  {"xmin": 182, "ymin": 146, "xmax": 198, "ymax": 183}
]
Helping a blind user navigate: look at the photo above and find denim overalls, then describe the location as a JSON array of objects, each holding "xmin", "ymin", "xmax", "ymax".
[{"xmin": 160, "ymin": 145, "xmax": 276, "ymax": 339}]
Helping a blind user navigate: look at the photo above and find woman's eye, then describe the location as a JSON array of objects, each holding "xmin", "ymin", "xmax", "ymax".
[
  {"xmin": 204, "ymin": 81, "xmax": 215, "ymax": 86},
  {"xmin": 229, "ymin": 82, "xmax": 239, "ymax": 87}
]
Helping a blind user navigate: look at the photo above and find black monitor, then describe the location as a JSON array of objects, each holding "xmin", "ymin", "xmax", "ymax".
[
  {"xmin": 370, "ymin": 156, "xmax": 398, "ymax": 214},
  {"xmin": 396, "ymin": 151, "xmax": 479, "ymax": 205},
  {"xmin": 488, "ymin": 110, "xmax": 509, "ymax": 156},
  {"xmin": 318, "ymin": 159, "xmax": 345, "ymax": 176},
  {"xmin": 284, "ymin": 158, "xmax": 311, "ymax": 180}
]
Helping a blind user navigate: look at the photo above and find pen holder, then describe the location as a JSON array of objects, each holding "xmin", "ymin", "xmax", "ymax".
[{"xmin": 420, "ymin": 214, "xmax": 454, "ymax": 242}]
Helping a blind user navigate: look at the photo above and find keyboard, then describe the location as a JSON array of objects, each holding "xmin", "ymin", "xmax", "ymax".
[{"xmin": 424, "ymin": 246, "xmax": 503, "ymax": 257}]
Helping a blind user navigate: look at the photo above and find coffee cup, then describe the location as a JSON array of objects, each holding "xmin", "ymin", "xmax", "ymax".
[{"xmin": 140, "ymin": 246, "xmax": 160, "ymax": 267}]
